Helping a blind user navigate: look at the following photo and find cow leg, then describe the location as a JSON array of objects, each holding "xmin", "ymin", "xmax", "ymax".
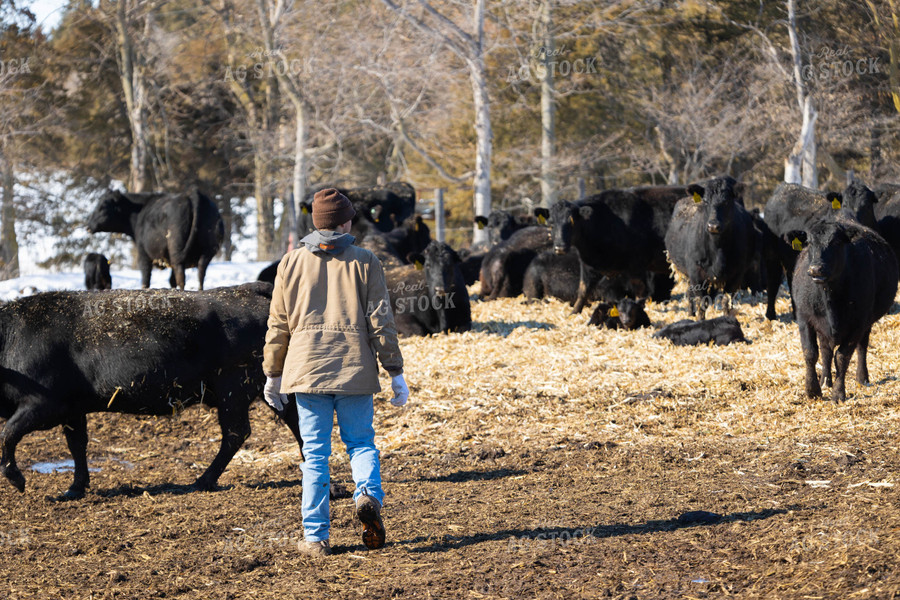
[
  {"xmin": 832, "ymin": 343, "xmax": 855, "ymax": 403},
  {"xmin": 193, "ymin": 381, "xmax": 252, "ymax": 491},
  {"xmin": 572, "ymin": 265, "xmax": 601, "ymax": 314},
  {"xmin": 764, "ymin": 257, "xmax": 781, "ymax": 321},
  {"xmin": 61, "ymin": 413, "xmax": 89, "ymax": 500},
  {"xmin": 819, "ymin": 342, "xmax": 834, "ymax": 388},
  {"xmin": 171, "ymin": 264, "xmax": 186, "ymax": 290},
  {"xmin": 799, "ymin": 321, "xmax": 822, "ymax": 398},
  {"xmin": 856, "ymin": 329, "xmax": 871, "ymax": 385},
  {"xmin": 0, "ymin": 403, "xmax": 58, "ymax": 492},
  {"xmin": 196, "ymin": 255, "xmax": 212, "ymax": 291},
  {"xmin": 138, "ymin": 248, "xmax": 152, "ymax": 289}
]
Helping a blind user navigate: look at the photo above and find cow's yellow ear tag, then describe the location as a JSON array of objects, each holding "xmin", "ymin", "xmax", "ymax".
[
  {"xmin": 832, "ymin": 198, "xmax": 842, "ymax": 210},
  {"xmin": 569, "ymin": 216, "xmax": 575, "ymax": 225},
  {"xmin": 476, "ymin": 221, "xmax": 484, "ymax": 230},
  {"xmin": 791, "ymin": 237, "xmax": 803, "ymax": 251},
  {"xmin": 609, "ymin": 306, "xmax": 620, "ymax": 317},
  {"xmin": 692, "ymin": 192, "xmax": 702, "ymax": 203},
  {"xmin": 414, "ymin": 260, "xmax": 424, "ymax": 270},
  {"xmin": 301, "ymin": 206, "xmax": 309, "ymax": 214},
  {"xmin": 537, "ymin": 214, "xmax": 547, "ymax": 225}
]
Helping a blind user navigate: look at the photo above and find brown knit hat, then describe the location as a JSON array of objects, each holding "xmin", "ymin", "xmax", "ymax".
[{"xmin": 312, "ymin": 188, "xmax": 356, "ymax": 230}]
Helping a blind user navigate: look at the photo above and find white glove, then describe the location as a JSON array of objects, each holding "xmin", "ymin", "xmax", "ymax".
[
  {"xmin": 390, "ymin": 374, "xmax": 409, "ymax": 407},
  {"xmin": 264, "ymin": 376, "xmax": 289, "ymax": 411}
]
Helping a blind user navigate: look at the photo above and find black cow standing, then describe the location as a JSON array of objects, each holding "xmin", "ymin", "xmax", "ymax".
[
  {"xmin": 535, "ymin": 185, "xmax": 687, "ymax": 314},
  {"xmin": 0, "ymin": 283, "xmax": 303, "ymax": 499},
  {"xmin": 386, "ymin": 241, "xmax": 471, "ymax": 336},
  {"xmin": 86, "ymin": 189, "xmax": 224, "ymax": 290},
  {"xmin": 83, "ymin": 253, "xmax": 112, "ymax": 290},
  {"xmin": 789, "ymin": 216, "xmax": 898, "ymax": 403},
  {"xmin": 764, "ymin": 181, "xmax": 880, "ymax": 307},
  {"xmin": 665, "ymin": 177, "xmax": 773, "ymax": 319}
]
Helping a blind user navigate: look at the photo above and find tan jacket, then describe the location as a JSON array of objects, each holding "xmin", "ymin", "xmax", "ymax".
[{"xmin": 263, "ymin": 244, "xmax": 403, "ymax": 394}]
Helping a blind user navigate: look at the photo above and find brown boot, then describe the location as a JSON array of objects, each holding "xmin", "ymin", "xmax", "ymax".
[
  {"xmin": 356, "ymin": 494, "xmax": 386, "ymax": 549},
  {"xmin": 298, "ymin": 539, "xmax": 331, "ymax": 557}
]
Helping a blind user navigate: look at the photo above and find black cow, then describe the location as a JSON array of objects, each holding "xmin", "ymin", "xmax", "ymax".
[
  {"xmin": 474, "ymin": 210, "xmax": 534, "ymax": 248},
  {"xmin": 479, "ymin": 227, "xmax": 551, "ymax": 300},
  {"xmin": 523, "ymin": 251, "xmax": 672, "ymax": 306},
  {"xmin": 257, "ymin": 260, "xmax": 279, "ymax": 285},
  {"xmin": 765, "ymin": 181, "xmax": 881, "ymax": 316},
  {"xmin": 665, "ymin": 177, "xmax": 769, "ymax": 319},
  {"xmin": 385, "ymin": 216, "xmax": 431, "ymax": 263},
  {"xmin": 315, "ymin": 182, "xmax": 416, "ymax": 233},
  {"xmin": 386, "ymin": 242, "xmax": 471, "ymax": 336},
  {"xmin": 0, "ymin": 283, "xmax": 302, "ymax": 499},
  {"xmin": 873, "ymin": 187, "xmax": 900, "ymax": 270},
  {"xmin": 653, "ymin": 316, "xmax": 747, "ymax": 346},
  {"xmin": 83, "ymin": 253, "xmax": 112, "ymax": 291},
  {"xmin": 789, "ymin": 217, "xmax": 898, "ymax": 403},
  {"xmin": 588, "ymin": 298, "xmax": 651, "ymax": 330},
  {"xmin": 86, "ymin": 189, "xmax": 224, "ymax": 290},
  {"xmin": 523, "ymin": 251, "xmax": 583, "ymax": 304},
  {"xmin": 457, "ymin": 248, "xmax": 485, "ymax": 286},
  {"xmin": 534, "ymin": 185, "xmax": 688, "ymax": 313}
]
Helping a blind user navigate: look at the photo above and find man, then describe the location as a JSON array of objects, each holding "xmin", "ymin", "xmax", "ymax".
[{"xmin": 263, "ymin": 188, "xmax": 409, "ymax": 557}]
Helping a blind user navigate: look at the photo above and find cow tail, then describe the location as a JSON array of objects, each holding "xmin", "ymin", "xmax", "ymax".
[{"xmin": 176, "ymin": 189, "xmax": 202, "ymax": 265}]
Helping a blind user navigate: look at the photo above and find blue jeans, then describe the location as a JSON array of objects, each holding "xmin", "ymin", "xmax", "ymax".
[{"xmin": 295, "ymin": 393, "xmax": 384, "ymax": 542}]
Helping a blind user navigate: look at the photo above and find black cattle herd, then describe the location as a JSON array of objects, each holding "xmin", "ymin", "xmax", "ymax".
[{"xmin": 1, "ymin": 175, "xmax": 898, "ymax": 499}]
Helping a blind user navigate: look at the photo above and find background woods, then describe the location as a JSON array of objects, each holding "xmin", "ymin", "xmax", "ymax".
[{"xmin": 0, "ymin": 0, "xmax": 898, "ymax": 267}]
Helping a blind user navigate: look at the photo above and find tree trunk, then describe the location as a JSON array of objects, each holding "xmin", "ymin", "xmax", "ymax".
[
  {"xmin": 0, "ymin": 152, "xmax": 18, "ymax": 280},
  {"xmin": 254, "ymin": 152, "xmax": 275, "ymax": 261},
  {"xmin": 469, "ymin": 50, "xmax": 492, "ymax": 246},
  {"xmin": 115, "ymin": 0, "xmax": 150, "ymax": 192},
  {"xmin": 539, "ymin": 0, "xmax": 556, "ymax": 209},
  {"xmin": 291, "ymin": 98, "xmax": 308, "ymax": 243},
  {"xmin": 784, "ymin": 0, "xmax": 817, "ymax": 188}
]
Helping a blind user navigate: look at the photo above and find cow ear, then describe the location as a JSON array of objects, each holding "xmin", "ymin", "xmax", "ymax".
[
  {"xmin": 409, "ymin": 253, "xmax": 425, "ymax": 269},
  {"xmin": 828, "ymin": 192, "xmax": 842, "ymax": 210},
  {"xmin": 533, "ymin": 207, "xmax": 550, "ymax": 225},
  {"xmin": 474, "ymin": 216, "xmax": 487, "ymax": 229},
  {"xmin": 578, "ymin": 205, "xmax": 593, "ymax": 220},
  {"xmin": 688, "ymin": 184, "xmax": 704, "ymax": 204},
  {"xmin": 786, "ymin": 230, "xmax": 807, "ymax": 251}
]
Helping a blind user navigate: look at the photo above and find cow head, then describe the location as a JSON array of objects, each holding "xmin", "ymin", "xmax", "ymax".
[
  {"xmin": 402, "ymin": 215, "xmax": 431, "ymax": 259},
  {"xmin": 688, "ymin": 176, "xmax": 738, "ymax": 237},
  {"xmin": 86, "ymin": 190, "xmax": 140, "ymax": 236},
  {"xmin": 410, "ymin": 241, "xmax": 460, "ymax": 299},
  {"xmin": 839, "ymin": 181, "xmax": 878, "ymax": 229},
  {"xmin": 485, "ymin": 210, "xmax": 518, "ymax": 246},
  {"xmin": 543, "ymin": 201, "xmax": 591, "ymax": 254},
  {"xmin": 616, "ymin": 297, "xmax": 647, "ymax": 330},
  {"xmin": 788, "ymin": 220, "xmax": 852, "ymax": 286}
]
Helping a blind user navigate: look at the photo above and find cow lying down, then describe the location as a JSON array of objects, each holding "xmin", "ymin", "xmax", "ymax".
[
  {"xmin": 652, "ymin": 316, "xmax": 747, "ymax": 346},
  {"xmin": 0, "ymin": 282, "xmax": 302, "ymax": 500}
]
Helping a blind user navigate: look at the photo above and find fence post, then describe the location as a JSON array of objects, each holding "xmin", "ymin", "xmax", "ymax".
[{"xmin": 435, "ymin": 188, "xmax": 445, "ymax": 243}]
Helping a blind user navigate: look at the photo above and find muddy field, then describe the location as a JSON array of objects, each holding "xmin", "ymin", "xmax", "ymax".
[{"xmin": 3, "ymin": 283, "xmax": 900, "ymax": 599}]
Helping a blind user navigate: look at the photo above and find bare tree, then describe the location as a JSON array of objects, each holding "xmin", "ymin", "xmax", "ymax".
[
  {"xmin": 104, "ymin": 0, "xmax": 153, "ymax": 192},
  {"xmin": 784, "ymin": 0, "xmax": 817, "ymax": 188},
  {"xmin": 380, "ymin": 0, "xmax": 494, "ymax": 245}
]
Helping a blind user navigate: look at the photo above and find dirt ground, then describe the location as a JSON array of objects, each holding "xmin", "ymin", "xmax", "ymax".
[{"xmin": 3, "ymin": 283, "xmax": 900, "ymax": 599}]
